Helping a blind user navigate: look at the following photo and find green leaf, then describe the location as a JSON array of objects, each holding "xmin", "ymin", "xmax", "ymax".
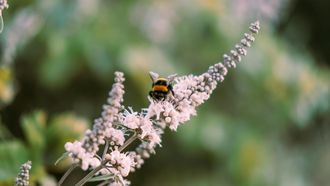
[
  {"xmin": 0, "ymin": 122, "xmax": 13, "ymax": 139},
  {"xmin": 21, "ymin": 111, "xmax": 46, "ymax": 151},
  {"xmin": 0, "ymin": 66, "xmax": 15, "ymax": 108},
  {"xmin": 88, "ymin": 174, "xmax": 114, "ymax": 182},
  {"xmin": 20, "ymin": 111, "xmax": 47, "ymax": 181},
  {"xmin": 0, "ymin": 141, "xmax": 28, "ymax": 185},
  {"xmin": 46, "ymin": 113, "xmax": 88, "ymax": 171}
]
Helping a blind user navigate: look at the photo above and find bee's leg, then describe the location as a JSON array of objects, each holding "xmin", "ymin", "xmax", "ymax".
[
  {"xmin": 169, "ymin": 84, "xmax": 175, "ymax": 96},
  {"xmin": 170, "ymin": 89, "xmax": 175, "ymax": 96},
  {"xmin": 149, "ymin": 91, "xmax": 154, "ymax": 99},
  {"xmin": 149, "ymin": 91, "xmax": 160, "ymax": 102}
]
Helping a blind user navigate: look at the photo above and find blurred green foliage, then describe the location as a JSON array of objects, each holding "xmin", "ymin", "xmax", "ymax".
[
  {"xmin": 0, "ymin": 66, "xmax": 15, "ymax": 107},
  {"xmin": 0, "ymin": 0, "xmax": 329, "ymax": 185},
  {"xmin": 0, "ymin": 111, "xmax": 88, "ymax": 185}
]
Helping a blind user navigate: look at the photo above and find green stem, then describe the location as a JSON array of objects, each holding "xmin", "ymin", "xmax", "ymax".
[
  {"xmin": 58, "ymin": 164, "xmax": 78, "ymax": 186},
  {"xmin": 97, "ymin": 180, "xmax": 111, "ymax": 186},
  {"xmin": 75, "ymin": 164, "xmax": 104, "ymax": 186},
  {"xmin": 0, "ymin": 13, "xmax": 3, "ymax": 33},
  {"xmin": 102, "ymin": 140, "xmax": 109, "ymax": 160},
  {"xmin": 119, "ymin": 132, "xmax": 138, "ymax": 152}
]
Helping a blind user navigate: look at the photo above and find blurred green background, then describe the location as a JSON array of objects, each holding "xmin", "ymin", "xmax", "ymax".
[{"xmin": 0, "ymin": 0, "xmax": 329, "ymax": 185}]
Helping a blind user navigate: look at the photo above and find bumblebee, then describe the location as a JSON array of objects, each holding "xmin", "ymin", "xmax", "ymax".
[{"xmin": 149, "ymin": 72, "xmax": 176, "ymax": 101}]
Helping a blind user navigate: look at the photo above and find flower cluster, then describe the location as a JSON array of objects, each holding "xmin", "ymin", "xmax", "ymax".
[
  {"xmin": 64, "ymin": 141, "xmax": 100, "ymax": 170},
  {"xmin": 0, "ymin": 0, "xmax": 8, "ymax": 13},
  {"xmin": 103, "ymin": 150, "xmax": 132, "ymax": 177},
  {"xmin": 0, "ymin": 0, "xmax": 8, "ymax": 33},
  {"xmin": 146, "ymin": 22, "xmax": 260, "ymax": 132},
  {"xmin": 223, "ymin": 21, "xmax": 260, "ymax": 68},
  {"xmin": 108, "ymin": 178, "xmax": 131, "ymax": 186},
  {"xmin": 120, "ymin": 108, "xmax": 161, "ymax": 146},
  {"xmin": 129, "ymin": 142, "xmax": 156, "ymax": 172},
  {"xmin": 65, "ymin": 72, "xmax": 126, "ymax": 170},
  {"xmin": 61, "ymin": 21, "xmax": 260, "ymax": 186},
  {"xmin": 15, "ymin": 161, "xmax": 32, "ymax": 186}
]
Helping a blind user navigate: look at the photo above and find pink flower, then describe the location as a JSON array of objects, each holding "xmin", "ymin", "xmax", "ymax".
[
  {"xmin": 105, "ymin": 128, "xmax": 125, "ymax": 146},
  {"xmin": 65, "ymin": 141, "xmax": 101, "ymax": 170},
  {"xmin": 106, "ymin": 150, "xmax": 132, "ymax": 177}
]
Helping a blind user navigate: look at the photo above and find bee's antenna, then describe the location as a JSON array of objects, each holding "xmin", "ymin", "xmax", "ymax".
[{"xmin": 149, "ymin": 71, "xmax": 159, "ymax": 83}]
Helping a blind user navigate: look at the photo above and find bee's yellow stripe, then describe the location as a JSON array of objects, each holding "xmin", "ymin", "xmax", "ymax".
[
  {"xmin": 153, "ymin": 85, "xmax": 168, "ymax": 92},
  {"xmin": 157, "ymin": 78, "xmax": 167, "ymax": 81}
]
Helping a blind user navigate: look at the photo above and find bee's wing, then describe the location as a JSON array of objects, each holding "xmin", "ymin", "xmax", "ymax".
[
  {"xmin": 167, "ymin": 74, "xmax": 177, "ymax": 83},
  {"xmin": 149, "ymin": 71, "xmax": 159, "ymax": 83}
]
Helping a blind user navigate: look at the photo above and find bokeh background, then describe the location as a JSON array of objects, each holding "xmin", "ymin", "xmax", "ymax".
[{"xmin": 0, "ymin": 0, "xmax": 329, "ymax": 185}]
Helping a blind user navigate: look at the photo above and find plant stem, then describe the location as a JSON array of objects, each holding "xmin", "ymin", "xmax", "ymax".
[
  {"xmin": 75, "ymin": 164, "xmax": 104, "ymax": 186},
  {"xmin": 97, "ymin": 180, "xmax": 111, "ymax": 186},
  {"xmin": 119, "ymin": 132, "xmax": 138, "ymax": 152},
  {"xmin": 0, "ymin": 14, "xmax": 4, "ymax": 33},
  {"xmin": 102, "ymin": 140, "xmax": 109, "ymax": 160},
  {"xmin": 58, "ymin": 164, "xmax": 78, "ymax": 186}
]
